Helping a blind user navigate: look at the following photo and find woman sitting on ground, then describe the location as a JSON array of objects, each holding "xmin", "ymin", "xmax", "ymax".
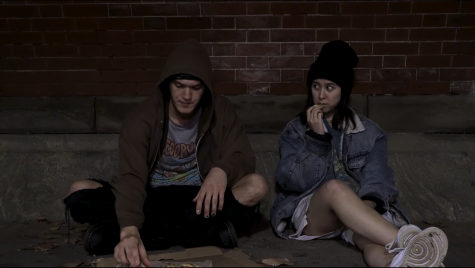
[{"xmin": 270, "ymin": 40, "xmax": 448, "ymax": 267}]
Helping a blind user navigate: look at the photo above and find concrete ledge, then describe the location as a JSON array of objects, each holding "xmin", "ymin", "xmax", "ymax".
[
  {"xmin": 0, "ymin": 97, "xmax": 95, "ymax": 134},
  {"xmin": 96, "ymin": 97, "xmax": 146, "ymax": 133}
]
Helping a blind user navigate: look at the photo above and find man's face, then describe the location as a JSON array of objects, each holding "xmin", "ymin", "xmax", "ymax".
[{"xmin": 169, "ymin": 79, "xmax": 205, "ymax": 117}]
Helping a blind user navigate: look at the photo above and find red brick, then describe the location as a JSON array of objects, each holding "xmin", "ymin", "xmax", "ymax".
[
  {"xmin": 177, "ymin": 3, "xmax": 200, "ymax": 16},
  {"xmin": 35, "ymin": 45, "xmax": 78, "ymax": 57},
  {"xmin": 37, "ymin": 71, "xmax": 101, "ymax": 83},
  {"xmin": 340, "ymin": 29, "xmax": 385, "ymax": 41},
  {"xmin": 247, "ymin": 30, "xmax": 269, "ymax": 42},
  {"xmin": 271, "ymin": 2, "xmax": 317, "ymax": 14},
  {"xmin": 440, "ymin": 69, "xmax": 475, "ymax": 81},
  {"xmin": 270, "ymin": 83, "xmax": 307, "ymax": 95},
  {"xmin": 39, "ymin": 5, "xmax": 62, "ymax": 17},
  {"xmin": 357, "ymin": 56, "xmax": 382, "ymax": 68},
  {"xmin": 373, "ymin": 43, "xmax": 418, "ymax": 55},
  {"xmin": 131, "ymin": 4, "xmax": 176, "ymax": 16},
  {"xmin": 3, "ymin": 0, "xmax": 26, "ymax": 3},
  {"xmin": 353, "ymin": 82, "xmax": 383, "ymax": 94},
  {"xmin": 1, "ymin": 84, "xmax": 72, "ymax": 97},
  {"xmin": 269, "ymin": 56, "xmax": 314, "ymax": 69},
  {"xmin": 282, "ymin": 16, "xmax": 305, "ymax": 28},
  {"xmin": 79, "ymin": 45, "xmax": 101, "ymax": 57},
  {"xmin": 423, "ymin": 15, "xmax": 446, "ymax": 27},
  {"xmin": 27, "ymin": 0, "xmax": 71, "ymax": 3},
  {"xmin": 76, "ymin": 18, "xmax": 98, "ymax": 31},
  {"xmin": 452, "ymin": 55, "xmax": 475, "ymax": 67},
  {"xmin": 352, "ymin": 16, "xmax": 375, "ymax": 28},
  {"xmin": 213, "ymin": 70, "xmax": 235, "ymax": 82},
  {"xmin": 318, "ymin": 2, "xmax": 340, "ymax": 14},
  {"xmin": 405, "ymin": 82, "xmax": 449, "ymax": 94},
  {"xmin": 145, "ymin": 70, "xmax": 161, "ymax": 83},
  {"xmin": 237, "ymin": 70, "xmax": 279, "ymax": 82},
  {"xmin": 304, "ymin": 42, "xmax": 323, "ymax": 55},
  {"xmin": 67, "ymin": 58, "xmax": 112, "ymax": 70},
  {"xmin": 166, "ymin": 17, "xmax": 211, "ymax": 30},
  {"xmin": 0, "ymin": 46, "xmax": 12, "ymax": 57},
  {"xmin": 98, "ymin": 18, "xmax": 143, "ymax": 30},
  {"xmin": 306, "ymin": 16, "xmax": 351, "ymax": 28},
  {"xmin": 316, "ymin": 30, "xmax": 339, "ymax": 41},
  {"xmin": 412, "ymin": 1, "xmax": 460, "ymax": 13},
  {"xmin": 213, "ymin": 83, "xmax": 247, "ymax": 95},
  {"xmin": 11, "ymin": 45, "xmax": 34, "ymax": 57},
  {"xmin": 3, "ymin": 59, "xmax": 46, "ymax": 70},
  {"xmin": 236, "ymin": 16, "xmax": 281, "ymax": 29},
  {"xmin": 213, "ymin": 17, "xmax": 235, "ymax": 29},
  {"xmin": 110, "ymin": 58, "xmax": 134, "ymax": 70},
  {"xmin": 108, "ymin": 4, "xmax": 131, "ymax": 16},
  {"xmin": 419, "ymin": 43, "xmax": 442, "ymax": 54},
  {"xmin": 341, "ymin": 2, "xmax": 388, "ymax": 14},
  {"xmin": 0, "ymin": 5, "xmax": 40, "ymax": 18},
  {"xmin": 281, "ymin": 43, "xmax": 304, "ymax": 56},
  {"xmin": 417, "ymin": 69, "xmax": 440, "ymax": 81},
  {"xmin": 248, "ymin": 83, "xmax": 270, "ymax": 95},
  {"xmin": 450, "ymin": 82, "xmax": 474, "ymax": 95},
  {"xmin": 210, "ymin": 57, "xmax": 246, "ymax": 69},
  {"xmin": 236, "ymin": 43, "xmax": 280, "ymax": 56},
  {"xmin": 133, "ymin": 31, "xmax": 177, "ymax": 44},
  {"xmin": 247, "ymin": 3, "xmax": 270, "ymax": 15},
  {"xmin": 443, "ymin": 42, "xmax": 475, "ymax": 54},
  {"xmin": 142, "ymin": 17, "xmax": 166, "ymax": 30},
  {"xmin": 0, "ymin": 71, "xmax": 36, "ymax": 84},
  {"xmin": 62, "ymin": 4, "xmax": 108, "ymax": 17},
  {"xmin": 271, "ymin": 29, "xmax": 315, "ymax": 42},
  {"xmin": 136, "ymin": 83, "xmax": 159, "ymax": 96},
  {"xmin": 355, "ymin": 69, "xmax": 370, "ymax": 81},
  {"xmin": 46, "ymin": 58, "xmax": 67, "ymax": 69},
  {"xmin": 32, "ymin": 18, "xmax": 76, "ymax": 31},
  {"xmin": 201, "ymin": 3, "xmax": 246, "ymax": 15},
  {"xmin": 461, "ymin": 1, "xmax": 475, "ymax": 13},
  {"xmin": 0, "ymin": 20, "xmax": 8, "ymax": 31},
  {"xmin": 371, "ymin": 69, "xmax": 416, "ymax": 81},
  {"xmin": 43, "ymin": 32, "xmax": 66, "ymax": 44},
  {"xmin": 457, "ymin": 28, "xmax": 475, "ymax": 40},
  {"xmin": 213, "ymin": 44, "xmax": 235, "ymax": 56},
  {"xmin": 175, "ymin": 30, "xmax": 200, "ymax": 43},
  {"xmin": 101, "ymin": 70, "xmax": 148, "ymax": 83},
  {"xmin": 247, "ymin": 57, "xmax": 268, "ymax": 69},
  {"xmin": 131, "ymin": 58, "xmax": 167, "ymax": 70},
  {"xmin": 386, "ymin": 29, "xmax": 409, "ymax": 41},
  {"xmin": 145, "ymin": 44, "xmax": 176, "ymax": 57},
  {"xmin": 349, "ymin": 43, "xmax": 372, "ymax": 55},
  {"xmin": 383, "ymin": 56, "xmax": 406, "ymax": 68},
  {"xmin": 68, "ymin": 31, "xmax": 133, "ymax": 44},
  {"xmin": 8, "ymin": 19, "xmax": 30, "ymax": 31},
  {"xmin": 447, "ymin": 14, "xmax": 475, "ymax": 27},
  {"xmin": 281, "ymin": 70, "xmax": 303, "ymax": 82},
  {"xmin": 102, "ymin": 44, "xmax": 146, "ymax": 57},
  {"xmin": 201, "ymin": 30, "xmax": 245, "ymax": 42},
  {"xmin": 406, "ymin": 55, "xmax": 451, "ymax": 68},
  {"xmin": 0, "ymin": 32, "xmax": 43, "ymax": 44},
  {"xmin": 388, "ymin": 1, "xmax": 412, "ymax": 14},
  {"xmin": 375, "ymin": 15, "xmax": 423, "ymax": 28},
  {"xmin": 382, "ymin": 81, "xmax": 406, "ymax": 94},
  {"xmin": 71, "ymin": 83, "xmax": 138, "ymax": 96}
]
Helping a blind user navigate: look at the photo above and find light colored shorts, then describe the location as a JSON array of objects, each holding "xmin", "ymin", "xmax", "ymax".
[{"xmin": 289, "ymin": 193, "xmax": 408, "ymax": 244}]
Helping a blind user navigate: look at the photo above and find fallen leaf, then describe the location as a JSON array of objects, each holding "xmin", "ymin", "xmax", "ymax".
[
  {"xmin": 74, "ymin": 226, "xmax": 88, "ymax": 233},
  {"xmin": 36, "ymin": 217, "xmax": 49, "ymax": 222},
  {"xmin": 39, "ymin": 234, "xmax": 62, "ymax": 240},
  {"xmin": 262, "ymin": 258, "xmax": 294, "ymax": 266},
  {"xmin": 91, "ymin": 258, "xmax": 103, "ymax": 264},
  {"xmin": 50, "ymin": 227, "xmax": 60, "ymax": 231},
  {"xmin": 35, "ymin": 242, "xmax": 59, "ymax": 252},
  {"xmin": 292, "ymin": 252, "xmax": 307, "ymax": 257}
]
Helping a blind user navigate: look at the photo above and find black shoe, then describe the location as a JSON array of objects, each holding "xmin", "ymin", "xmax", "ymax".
[
  {"xmin": 213, "ymin": 221, "xmax": 238, "ymax": 248},
  {"xmin": 83, "ymin": 224, "xmax": 120, "ymax": 255}
]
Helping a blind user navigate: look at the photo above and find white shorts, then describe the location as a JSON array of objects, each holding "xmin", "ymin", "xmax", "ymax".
[{"xmin": 289, "ymin": 193, "xmax": 408, "ymax": 244}]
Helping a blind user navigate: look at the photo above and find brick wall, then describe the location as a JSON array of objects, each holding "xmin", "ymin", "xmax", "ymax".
[{"xmin": 0, "ymin": 0, "xmax": 474, "ymax": 97}]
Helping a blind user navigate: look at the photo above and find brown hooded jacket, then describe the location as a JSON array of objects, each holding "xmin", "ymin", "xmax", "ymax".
[{"xmin": 110, "ymin": 40, "xmax": 256, "ymax": 230}]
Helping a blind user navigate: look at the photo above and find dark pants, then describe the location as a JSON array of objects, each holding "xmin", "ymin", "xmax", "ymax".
[{"xmin": 63, "ymin": 179, "xmax": 258, "ymax": 248}]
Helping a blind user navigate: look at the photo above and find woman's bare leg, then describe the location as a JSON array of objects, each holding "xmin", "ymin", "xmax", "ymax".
[{"xmin": 353, "ymin": 232, "xmax": 394, "ymax": 267}]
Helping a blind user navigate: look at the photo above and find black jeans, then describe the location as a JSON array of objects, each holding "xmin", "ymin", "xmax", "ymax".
[{"xmin": 63, "ymin": 179, "xmax": 258, "ymax": 248}]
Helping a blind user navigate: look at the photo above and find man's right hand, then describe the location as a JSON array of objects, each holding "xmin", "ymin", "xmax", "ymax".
[{"xmin": 114, "ymin": 226, "xmax": 152, "ymax": 267}]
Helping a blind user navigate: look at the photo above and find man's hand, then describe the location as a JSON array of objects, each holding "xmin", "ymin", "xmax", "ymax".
[
  {"xmin": 114, "ymin": 226, "xmax": 152, "ymax": 267},
  {"xmin": 193, "ymin": 167, "xmax": 227, "ymax": 218}
]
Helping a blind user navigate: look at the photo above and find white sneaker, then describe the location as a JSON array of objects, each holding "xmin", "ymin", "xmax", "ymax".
[{"xmin": 388, "ymin": 225, "xmax": 448, "ymax": 267}]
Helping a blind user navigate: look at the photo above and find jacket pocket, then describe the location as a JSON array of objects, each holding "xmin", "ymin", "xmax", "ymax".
[{"xmin": 347, "ymin": 151, "xmax": 370, "ymax": 169}]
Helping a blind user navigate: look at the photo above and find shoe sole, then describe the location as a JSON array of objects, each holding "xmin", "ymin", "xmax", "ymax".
[
  {"xmin": 83, "ymin": 224, "xmax": 102, "ymax": 254},
  {"xmin": 399, "ymin": 227, "xmax": 448, "ymax": 267},
  {"xmin": 224, "ymin": 221, "xmax": 239, "ymax": 248}
]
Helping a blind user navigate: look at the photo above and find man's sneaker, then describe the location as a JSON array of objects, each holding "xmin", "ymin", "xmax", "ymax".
[
  {"xmin": 387, "ymin": 225, "xmax": 448, "ymax": 267},
  {"xmin": 213, "ymin": 221, "xmax": 238, "ymax": 248},
  {"xmin": 83, "ymin": 224, "xmax": 120, "ymax": 255}
]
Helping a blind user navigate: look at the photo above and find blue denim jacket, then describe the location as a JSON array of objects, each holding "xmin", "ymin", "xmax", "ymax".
[{"xmin": 270, "ymin": 111, "xmax": 409, "ymax": 239}]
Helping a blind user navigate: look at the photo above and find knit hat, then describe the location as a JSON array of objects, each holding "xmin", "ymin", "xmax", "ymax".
[{"xmin": 306, "ymin": 40, "xmax": 359, "ymax": 94}]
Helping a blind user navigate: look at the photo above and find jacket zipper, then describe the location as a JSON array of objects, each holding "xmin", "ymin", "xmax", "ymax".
[
  {"xmin": 149, "ymin": 120, "xmax": 163, "ymax": 173},
  {"xmin": 195, "ymin": 132, "xmax": 205, "ymax": 180}
]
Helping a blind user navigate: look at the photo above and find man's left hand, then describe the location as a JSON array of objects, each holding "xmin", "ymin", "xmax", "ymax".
[{"xmin": 193, "ymin": 167, "xmax": 227, "ymax": 218}]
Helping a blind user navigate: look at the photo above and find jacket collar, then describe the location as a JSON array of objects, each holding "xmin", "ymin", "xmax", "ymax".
[{"xmin": 323, "ymin": 107, "xmax": 365, "ymax": 134}]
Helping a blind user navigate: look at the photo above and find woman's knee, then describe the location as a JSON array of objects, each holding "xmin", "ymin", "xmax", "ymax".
[
  {"xmin": 321, "ymin": 179, "xmax": 352, "ymax": 199},
  {"xmin": 67, "ymin": 179, "xmax": 102, "ymax": 196}
]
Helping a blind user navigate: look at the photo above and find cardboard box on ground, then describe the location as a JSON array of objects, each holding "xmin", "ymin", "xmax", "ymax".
[{"xmin": 96, "ymin": 246, "xmax": 262, "ymax": 267}]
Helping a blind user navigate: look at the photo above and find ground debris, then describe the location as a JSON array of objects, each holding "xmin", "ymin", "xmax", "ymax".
[
  {"xmin": 262, "ymin": 258, "xmax": 294, "ymax": 266},
  {"xmin": 36, "ymin": 217, "xmax": 51, "ymax": 224},
  {"xmin": 50, "ymin": 227, "xmax": 60, "ymax": 231},
  {"xmin": 61, "ymin": 262, "xmax": 88, "ymax": 267},
  {"xmin": 39, "ymin": 234, "xmax": 62, "ymax": 240},
  {"xmin": 422, "ymin": 221, "xmax": 448, "ymax": 228},
  {"xmin": 292, "ymin": 252, "xmax": 307, "ymax": 257},
  {"xmin": 74, "ymin": 226, "xmax": 88, "ymax": 233}
]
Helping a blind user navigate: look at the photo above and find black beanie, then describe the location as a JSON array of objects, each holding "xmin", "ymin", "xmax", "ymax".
[{"xmin": 306, "ymin": 40, "xmax": 359, "ymax": 94}]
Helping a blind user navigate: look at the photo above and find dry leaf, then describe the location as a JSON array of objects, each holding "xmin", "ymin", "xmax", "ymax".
[
  {"xmin": 50, "ymin": 227, "xmax": 60, "ymax": 231},
  {"xmin": 36, "ymin": 217, "xmax": 49, "ymax": 222},
  {"xmin": 39, "ymin": 234, "xmax": 62, "ymax": 240},
  {"xmin": 35, "ymin": 242, "xmax": 59, "ymax": 252},
  {"xmin": 91, "ymin": 258, "xmax": 103, "ymax": 264},
  {"xmin": 74, "ymin": 226, "xmax": 88, "ymax": 233},
  {"xmin": 262, "ymin": 258, "xmax": 294, "ymax": 266}
]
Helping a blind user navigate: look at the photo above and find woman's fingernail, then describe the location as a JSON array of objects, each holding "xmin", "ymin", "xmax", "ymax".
[
  {"xmin": 211, "ymin": 213, "xmax": 216, "ymax": 217},
  {"xmin": 205, "ymin": 214, "xmax": 209, "ymax": 218},
  {"xmin": 196, "ymin": 210, "xmax": 200, "ymax": 215}
]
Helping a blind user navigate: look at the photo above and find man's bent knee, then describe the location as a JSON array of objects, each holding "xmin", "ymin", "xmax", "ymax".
[
  {"xmin": 66, "ymin": 179, "xmax": 102, "ymax": 197},
  {"xmin": 232, "ymin": 173, "xmax": 269, "ymax": 206}
]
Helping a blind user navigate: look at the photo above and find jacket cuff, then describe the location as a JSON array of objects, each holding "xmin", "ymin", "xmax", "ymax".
[
  {"xmin": 305, "ymin": 130, "xmax": 332, "ymax": 142},
  {"xmin": 362, "ymin": 196, "xmax": 387, "ymax": 214},
  {"xmin": 210, "ymin": 160, "xmax": 233, "ymax": 180},
  {"xmin": 118, "ymin": 214, "xmax": 143, "ymax": 231}
]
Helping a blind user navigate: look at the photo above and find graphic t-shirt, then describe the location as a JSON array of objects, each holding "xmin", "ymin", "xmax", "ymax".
[{"xmin": 148, "ymin": 109, "xmax": 202, "ymax": 187}]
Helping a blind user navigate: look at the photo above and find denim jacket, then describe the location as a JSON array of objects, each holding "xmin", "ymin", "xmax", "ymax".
[{"xmin": 270, "ymin": 111, "xmax": 409, "ymax": 239}]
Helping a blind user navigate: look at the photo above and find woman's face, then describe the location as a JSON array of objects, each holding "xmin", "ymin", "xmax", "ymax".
[{"xmin": 311, "ymin": 79, "xmax": 342, "ymax": 114}]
